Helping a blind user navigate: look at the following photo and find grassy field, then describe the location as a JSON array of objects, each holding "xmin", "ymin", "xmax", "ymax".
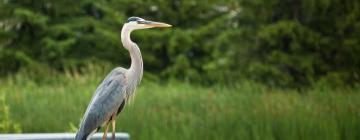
[{"xmin": 0, "ymin": 66, "xmax": 360, "ymax": 140}]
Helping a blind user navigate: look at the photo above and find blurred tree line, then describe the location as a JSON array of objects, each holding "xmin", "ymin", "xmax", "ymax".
[{"xmin": 0, "ymin": 0, "xmax": 359, "ymax": 87}]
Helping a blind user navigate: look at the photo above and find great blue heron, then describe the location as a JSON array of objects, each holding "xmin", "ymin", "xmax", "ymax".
[{"xmin": 75, "ymin": 17, "xmax": 171, "ymax": 140}]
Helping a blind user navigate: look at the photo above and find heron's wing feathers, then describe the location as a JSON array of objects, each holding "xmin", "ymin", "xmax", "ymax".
[{"xmin": 78, "ymin": 68, "xmax": 127, "ymax": 137}]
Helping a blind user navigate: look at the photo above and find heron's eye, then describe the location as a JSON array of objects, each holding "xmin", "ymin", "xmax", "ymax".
[{"xmin": 137, "ymin": 21, "xmax": 146, "ymax": 24}]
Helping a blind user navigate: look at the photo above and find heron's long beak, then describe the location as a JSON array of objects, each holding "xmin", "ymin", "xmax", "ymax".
[{"xmin": 139, "ymin": 20, "xmax": 172, "ymax": 28}]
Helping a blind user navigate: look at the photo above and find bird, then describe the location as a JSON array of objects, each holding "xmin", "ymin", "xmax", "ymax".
[{"xmin": 75, "ymin": 17, "xmax": 171, "ymax": 140}]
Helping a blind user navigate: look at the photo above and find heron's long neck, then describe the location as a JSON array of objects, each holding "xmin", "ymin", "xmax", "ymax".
[{"xmin": 121, "ymin": 26, "xmax": 143, "ymax": 87}]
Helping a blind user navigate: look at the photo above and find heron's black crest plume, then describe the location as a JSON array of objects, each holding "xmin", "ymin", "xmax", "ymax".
[{"xmin": 127, "ymin": 17, "xmax": 143, "ymax": 23}]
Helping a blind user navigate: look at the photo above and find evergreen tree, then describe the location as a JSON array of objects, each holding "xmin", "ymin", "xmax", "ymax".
[{"xmin": 236, "ymin": 0, "xmax": 360, "ymax": 87}]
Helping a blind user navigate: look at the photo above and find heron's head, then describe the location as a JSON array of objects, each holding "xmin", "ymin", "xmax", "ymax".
[{"xmin": 124, "ymin": 17, "xmax": 172, "ymax": 31}]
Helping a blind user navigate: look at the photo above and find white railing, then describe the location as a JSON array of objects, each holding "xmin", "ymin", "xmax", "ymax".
[{"xmin": 0, "ymin": 133, "xmax": 130, "ymax": 140}]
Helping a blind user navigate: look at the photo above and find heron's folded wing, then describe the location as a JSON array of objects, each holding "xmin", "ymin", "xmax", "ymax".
[{"xmin": 79, "ymin": 72, "xmax": 127, "ymax": 135}]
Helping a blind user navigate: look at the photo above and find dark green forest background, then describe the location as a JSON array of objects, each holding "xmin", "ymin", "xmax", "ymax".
[{"xmin": 1, "ymin": 0, "xmax": 359, "ymax": 88}]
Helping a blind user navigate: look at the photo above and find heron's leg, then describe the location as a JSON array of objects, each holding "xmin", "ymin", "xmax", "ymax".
[
  {"xmin": 111, "ymin": 113, "xmax": 117, "ymax": 140},
  {"xmin": 102, "ymin": 122, "xmax": 110, "ymax": 140}
]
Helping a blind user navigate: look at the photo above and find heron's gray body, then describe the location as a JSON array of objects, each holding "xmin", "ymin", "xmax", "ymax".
[
  {"xmin": 76, "ymin": 68, "xmax": 127, "ymax": 140},
  {"xmin": 75, "ymin": 17, "xmax": 170, "ymax": 140}
]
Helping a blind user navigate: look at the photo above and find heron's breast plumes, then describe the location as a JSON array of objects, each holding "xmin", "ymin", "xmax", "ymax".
[{"xmin": 125, "ymin": 67, "xmax": 143, "ymax": 103}]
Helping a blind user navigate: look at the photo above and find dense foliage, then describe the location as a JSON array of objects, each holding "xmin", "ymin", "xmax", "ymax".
[
  {"xmin": 0, "ymin": 0, "xmax": 359, "ymax": 87},
  {"xmin": 237, "ymin": 0, "xmax": 360, "ymax": 87}
]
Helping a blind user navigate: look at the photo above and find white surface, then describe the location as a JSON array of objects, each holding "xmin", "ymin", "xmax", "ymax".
[{"xmin": 0, "ymin": 133, "xmax": 129, "ymax": 140}]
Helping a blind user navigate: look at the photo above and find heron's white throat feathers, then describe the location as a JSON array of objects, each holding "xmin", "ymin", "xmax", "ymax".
[
  {"xmin": 121, "ymin": 22, "xmax": 143, "ymax": 98},
  {"xmin": 121, "ymin": 24, "xmax": 135, "ymax": 50}
]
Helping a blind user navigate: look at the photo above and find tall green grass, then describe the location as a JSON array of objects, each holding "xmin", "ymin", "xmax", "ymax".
[{"xmin": 0, "ymin": 65, "xmax": 359, "ymax": 140}]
